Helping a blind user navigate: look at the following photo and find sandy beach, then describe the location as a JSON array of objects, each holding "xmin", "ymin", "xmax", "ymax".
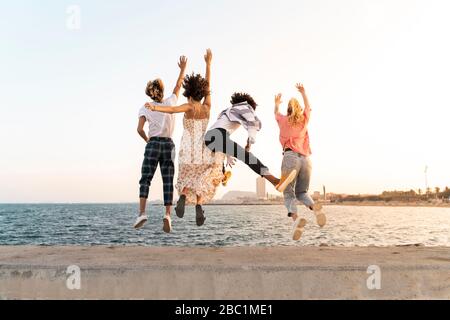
[{"xmin": 1, "ymin": 246, "xmax": 449, "ymax": 300}]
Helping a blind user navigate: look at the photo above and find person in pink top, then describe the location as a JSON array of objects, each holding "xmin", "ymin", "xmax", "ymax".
[{"xmin": 275, "ymin": 83, "xmax": 327, "ymax": 241}]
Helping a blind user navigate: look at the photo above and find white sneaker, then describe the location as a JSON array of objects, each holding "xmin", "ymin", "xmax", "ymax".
[
  {"xmin": 292, "ymin": 217, "xmax": 307, "ymax": 241},
  {"xmin": 163, "ymin": 216, "xmax": 172, "ymax": 233},
  {"xmin": 276, "ymin": 170, "xmax": 298, "ymax": 193},
  {"xmin": 313, "ymin": 203, "xmax": 326, "ymax": 228},
  {"xmin": 134, "ymin": 215, "xmax": 148, "ymax": 229}
]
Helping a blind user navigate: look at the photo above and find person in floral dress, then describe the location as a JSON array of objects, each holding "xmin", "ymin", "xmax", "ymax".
[{"xmin": 147, "ymin": 49, "xmax": 228, "ymax": 227}]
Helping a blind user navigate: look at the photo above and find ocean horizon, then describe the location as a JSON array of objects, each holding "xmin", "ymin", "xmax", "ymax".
[{"xmin": 1, "ymin": 204, "xmax": 449, "ymax": 247}]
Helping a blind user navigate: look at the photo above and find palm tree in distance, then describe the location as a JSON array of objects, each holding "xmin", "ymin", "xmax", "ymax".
[{"xmin": 435, "ymin": 187, "xmax": 441, "ymax": 199}]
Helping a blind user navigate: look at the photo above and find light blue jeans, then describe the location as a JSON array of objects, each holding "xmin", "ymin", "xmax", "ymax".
[{"xmin": 281, "ymin": 151, "xmax": 315, "ymax": 214}]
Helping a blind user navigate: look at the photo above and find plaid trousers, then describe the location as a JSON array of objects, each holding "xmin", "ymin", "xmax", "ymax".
[{"xmin": 139, "ymin": 137, "xmax": 175, "ymax": 206}]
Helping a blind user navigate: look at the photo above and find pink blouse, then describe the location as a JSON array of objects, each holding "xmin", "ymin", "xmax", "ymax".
[{"xmin": 275, "ymin": 105, "xmax": 312, "ymax": 157}]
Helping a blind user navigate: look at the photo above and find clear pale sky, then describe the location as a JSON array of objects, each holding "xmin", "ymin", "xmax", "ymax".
[{"xmin": 1, "ymin": 0, "xmax": 449, "ymax": 203}]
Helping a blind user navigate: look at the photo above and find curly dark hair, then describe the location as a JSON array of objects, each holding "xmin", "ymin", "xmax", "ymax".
[
  {"xmin": 230, "ymin": 92, "xmax": 257, "ymax": 110},
  {"xmin": 183, "ymin": 73, "xmax": 210, "ymax": 102},
  {"xmin": 145, "ymin": 79, "xmax": 164, "ymax": 103}
]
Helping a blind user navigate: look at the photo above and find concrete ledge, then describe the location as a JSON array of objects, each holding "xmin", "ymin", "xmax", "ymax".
[{"xmin": 1, "ymin": 246, "xmax": 449, "ymax": 299}]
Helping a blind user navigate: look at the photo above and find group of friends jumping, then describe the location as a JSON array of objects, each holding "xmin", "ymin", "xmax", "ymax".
[{"xmin": 134, "ymin": 49, "xmax": 326, "ymax": 241}]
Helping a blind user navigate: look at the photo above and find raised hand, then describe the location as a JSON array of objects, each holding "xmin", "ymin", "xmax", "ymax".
[
  {"xmin": 296, "ymin": 83, "xmax": 306, "ymax": 94},
  {"xmin": 178, "ymin": 55, "xmax": 187, "ymax": 70},
  {"xmin": 226, "ymin": 155, "xmax": 236, "ymax": 168},
  {"xmin": 275, "ymin": 93, "xmax": 283, "ymax": 107},
  {"xmin": 204, "ymin": 48, "xmax": 212, "ymax": 64}
]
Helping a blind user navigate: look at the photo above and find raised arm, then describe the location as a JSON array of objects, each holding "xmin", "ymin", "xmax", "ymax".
[
  {"xmin": 145, "ymin": 102, "xmax": 193, "ymax": 114},
  {"xmin": 274, "ymin": 93, "xmax": 282, "ymax": 115},
  {"xmin": 296, "ymin": 83, "xmax": 311, "ymax": 124},
  {"xmin": 203, "ymin": 49, "xmax": 212, "ymax": 108},
  {"xmin": 173, "ymin": 56, "xmax": 187, "ymax": 98}
]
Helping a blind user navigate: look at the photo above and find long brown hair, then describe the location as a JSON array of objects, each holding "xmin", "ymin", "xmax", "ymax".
[{"xmin": 287, "ymin": 98, "xmax": 304, "ymax": 126}]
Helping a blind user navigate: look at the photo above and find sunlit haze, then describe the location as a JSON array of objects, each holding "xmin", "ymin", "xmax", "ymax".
[{"xmin": 1, "ymin": 0, "xmax": 449, "ymax": 203}]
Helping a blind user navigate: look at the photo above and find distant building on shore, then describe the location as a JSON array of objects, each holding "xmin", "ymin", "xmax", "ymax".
[
  {"xmin": 221, "ymin": 191, "xmax": 257, "ymax": 201},
  {"xmin": 256, "ymin": 177, "xmax": 266, "ymax": 200}
]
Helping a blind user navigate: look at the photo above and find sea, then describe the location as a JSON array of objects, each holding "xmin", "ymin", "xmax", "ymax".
[{"xmin": 0, "ymin": 204, "xmax": 449, "ymax": 247}]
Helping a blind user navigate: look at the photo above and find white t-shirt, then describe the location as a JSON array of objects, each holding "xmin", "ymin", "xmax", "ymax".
[
  {"xmin": 210, "ymin": 115, "xmax": 241, "ymax": 135},
  {"xmin": 138, "ymin": 94, "xmax": 177, "ymax": 138},
  {"xmin": 209, "ymin": 112, "xmax": 258, "ymax": 144}
]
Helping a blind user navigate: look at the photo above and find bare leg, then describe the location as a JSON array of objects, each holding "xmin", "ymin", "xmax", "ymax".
[
  {"xmin": 196, "ymin": 195, "xmax": 203, "ymax": 205},
  {"xmin": 291, "ymin": 212, "xmax": 298, "ymax": 222},
  {"xmin": 139, "ymin": 198, "xmax": 147, "ymax": 216},
  {"xmin": 165, "ymin": 205, "xmax": 171, "ymax": 217},
  {"xmin": 265, "ymin": 174, "xmax": 280, "ymax": 187}
]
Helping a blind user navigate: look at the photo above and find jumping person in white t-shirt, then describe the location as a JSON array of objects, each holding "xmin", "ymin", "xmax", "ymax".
[{"xmin": 134, "ymin": 56, "xmax": 187, "ymax": 232}]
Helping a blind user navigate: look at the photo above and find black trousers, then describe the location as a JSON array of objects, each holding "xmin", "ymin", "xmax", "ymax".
[{"xmin": 204, "ymin": 128, "xmax": 270, "ymax": 177}]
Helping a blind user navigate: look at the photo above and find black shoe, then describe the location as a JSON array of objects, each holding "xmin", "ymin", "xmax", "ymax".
[
  {"xmin": 175, "ymin": 195, "xmax": 186, "ymax": 218},
  {"xmin": 195, "ymin": 205, "xmax": 206, "ymax": 227}
]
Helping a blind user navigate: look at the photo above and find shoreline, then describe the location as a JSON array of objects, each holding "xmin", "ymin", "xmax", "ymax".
[
  {"xmin": 2, "ymin": 202, "xmax": 449, "ymax": 208},
  {"xmin": 190, "ymin": 202, "xmax": 450, "ymax": 208},
  {"xmin": 325, "ymin": 202, "xmax": 450, "ymax": 208},
  {"xmin": 1, "ymin": 246, "xmax": 449, "ymax": 299}
]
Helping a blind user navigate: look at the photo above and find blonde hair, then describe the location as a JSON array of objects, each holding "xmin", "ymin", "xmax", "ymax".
[{"xmin": 287, "ymin": 98, "xmax": 304, "ymax": 126}]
